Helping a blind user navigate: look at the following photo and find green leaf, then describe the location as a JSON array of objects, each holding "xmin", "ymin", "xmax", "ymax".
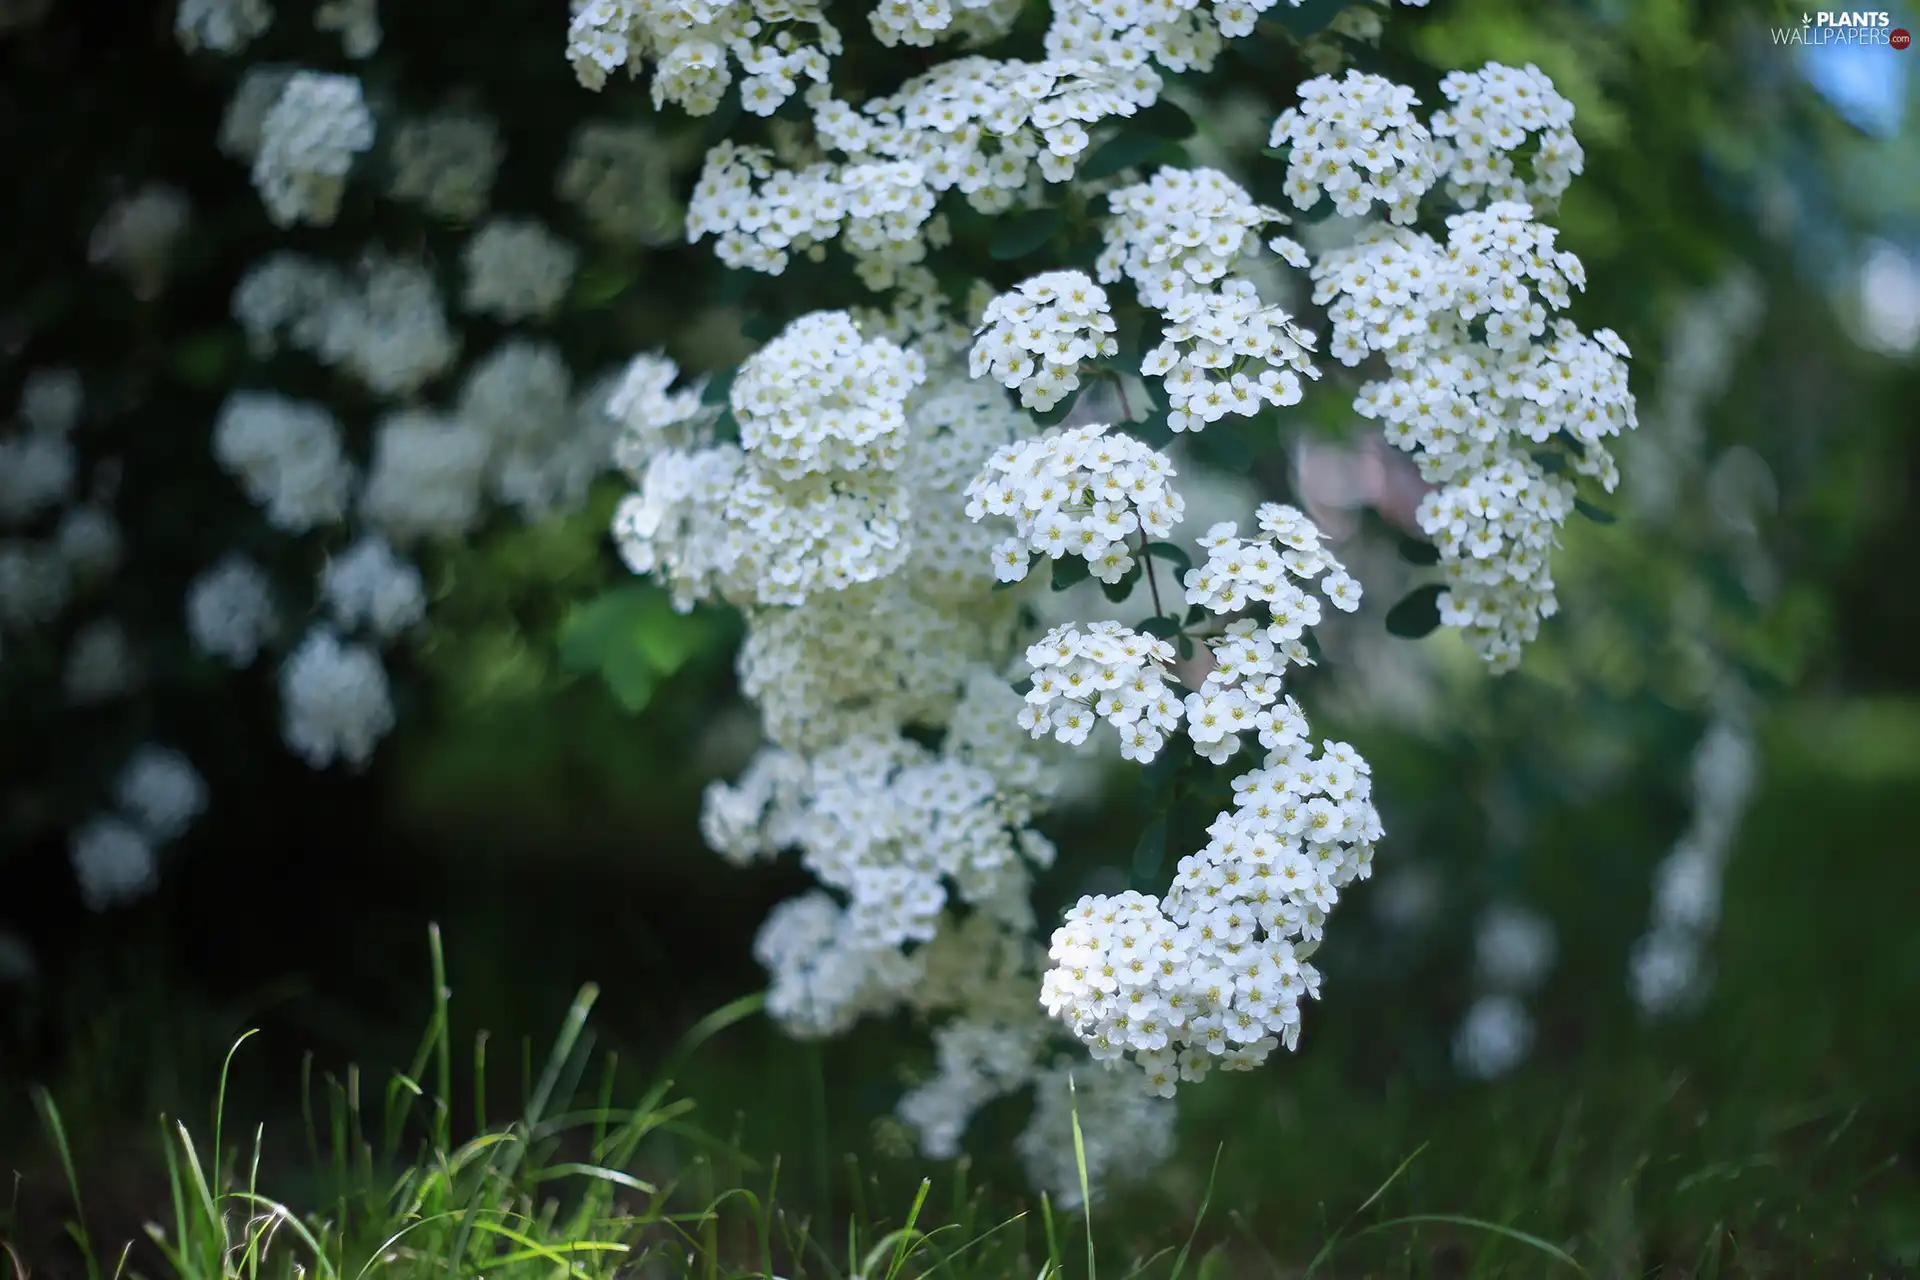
[
  {"xmin": 1138, "ymin": 616, "xmax": 1180, "ymax": 640},
  {"xmin": 1193, "ymin": 423, "xmax": 1256, "ymax": 471},
  {"xmin": 1051, "ymin": 555, "xmax": 1090, "ymax": 591},
  {"xmin": 1011, "ymin": 676, "xmax": 1035, "ymax": 696},
  {"xmin": 1574, "ymin": 498, "xmax": 1618, "ymax": 525},
  {"xmin": 1176, "ymin": 634, "xmax": 1195, "ymax": 661},
  {"xmin": 1100, "ymin": 561, "xmax": 1143, "ymax": 603},
  {"xmin": 1145, "ymin": 540, "xmax": 1193, "ymax": 580},
  {"xmin": 741, "ymin": 312, "xmax": 784, "ymax": 343},
  {"xmin": 1184, "ymin": 602, "xmax": 1209, "ymax": 626},
  {"xmin": 701, "ymin": 366, "xmax": 738, "ymax": 406},
  {"xmin": 557, "ymin": 584, "xmax": 709, "ymax": 712},
  {"xmin": 1132, "ymin": 99, "xmax": 1196, "ymax": 140},
  {"xmin": 1384, "ymin": 583, "xmax": 1446, "ymax": 639},
  {"xmin": 1032, "ymin": 380, "xmax": 1085, "ymax": 428},
  {"xmin": 1080, "ymin": 128, "xmax": 1167, "ymax": 181},
  {"xmin": 989, "ymin": 207, "xmax": 1067, "ymax": 261},
  {"xmin": 1398, "ymin": 536, "xmax": 1441, "ymax": 566},
  {"xmin": 1268, "ymin": 0, "xmax": 1349, "ymax": 38},
  {"xmin": 571, "ymin": 261, "xmax": 639, "ymax": 311},
  {"xmin": 1130, "ymin": 817, "xmax": 1169, "ymax": 893},
  {"xmin": 1531, "ymin": 450, "xmax": 1568, "ymax": 476}
]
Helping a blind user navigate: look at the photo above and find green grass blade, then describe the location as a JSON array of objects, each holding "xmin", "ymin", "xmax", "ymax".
[
  {"xmin": 1348, "ymin": 1214, "xmax": 1587, "ymax": 1273},
  {"xmin": 29, "ymin": 1090, "xmax": 100, "ymax": 1280}
]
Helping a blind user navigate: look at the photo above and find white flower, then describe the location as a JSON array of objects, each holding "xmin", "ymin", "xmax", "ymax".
[
  {"xmin": 175, "ymin": 0, "xmax": 273, "ymax": 53},
  {"xmin": 360, "ymin": 410, "xmax": 492, "ymax": 543},
  {"xmin": 1454, "ymin": 993, "xmax": 1534, "ymax": 1079},
  {"xmin": 250, "ymin": 72, "xmax": 375, "ymax": 227},
  {"xmin": 187, "ymin": 554, "xmax": 277, "ymax": 667},
  {"xmin": 114, "ymin": 746, "xmax": 209, "ymax": 843},
  {"xmin": 1473, "ymin": 903, "xmax": 1556, "ymax": 992},
  {"xmin": 280, "ymin": 628, "xmax": 396, "ymax": 769},
  {"xmin": 64, "ymin": 619, "xmax": 137, "ymax": 704},
  {"xmin": 71, "ymin": 816, "xmax": 157, "ymax": 911},
  {"xmin": 389, "ymin": 111, "xmax": 502, "ymax": 221},
  {"xmin": 88, "ymin": 184, "xmax": 192, "ymax": 300},
  {"xmin": 462, "ymin": 218, "xmax": 579, "ymax": 321},
  {"xmin": 212, "ymin": 391, "xmax": 355, "ymax": 533},
  {"xmin": 54, "ymin": 505, "xmax": 122, "ymax": 577},
  {"xmin": 321, "ymin": 536, "xmax": 426, "ymax": 639}
]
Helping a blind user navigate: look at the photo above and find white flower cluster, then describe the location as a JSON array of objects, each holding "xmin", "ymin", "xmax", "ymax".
[
  {"xmin": 66, "ymin": 619, "xmax": 138, "ymax": 705},
  {"xmin": 1431, "ymin": 63, "xmax": 1583, "ymax": 210},
  {"xmin": 321, "ymin": 535, "xmax": 425, "ymax": 640},
  {"xmin": 731, "ymin": 311, "xmax": 925, "ymax": 479},
  {"xmin": 459, "ymin": 340, "xmax": 616, "ymax": 517},
  {"xmin": 212, "ymin": 392, "xmax": 355, "ymax": 534},
  {"xmin": 1040, "ymin": 732, "xmax": 1380, "ymax": 1095},
  {"xmin": 970, "ymin": 271, "xmax": 1119, "ymax": 411},
  {"xmin": 557, "ymin": 120, "xmax": 684, "ymax": 246},
  {"xmin": 1144, "ymin": 281, "xmax": 1318, "ymax": 432},
  {"xmin": 0, "ymin": 373, "xmax": 117, "ymax": 661},
  {"xmin": 614, "ymin": 315, "xmax": 929, "ymax": 608},
  {"xmin": 1453, "ymin": 901, "xmax": 1556, "ymax": 1079},
  {"xmin": 187, "ymin": 553, "xmax": 279, "ymax": 666},
  {"xmin": 279, "ymin": 628, "xmax": 396, "ymax": 769},
  {"xmin": 250, "ymin": 72, "xmax": 376, "ymax": 227},
  {"xmin": 1630, "ymin": 704, "xmax": 1757, "ymax": 1017},
  {"xmin": 1019, "ymin": 622, "xmax": 1184, "ymax": 760},
  {"xmin": 176, "ymin": 0, "xmax": 273, "ymax": 53},
  {"xmin": 70, "ymin": 745, "xmax": 209, "ymax": 912},
  {"xmin": 965, "ymin": 421, "xmax": 1183, "ymax": 585},
  {"xmin": 360, "ymin": 409, "xmax": 492, "ymax": 543},
  {"xmin": 869, "ymin": 0, "xmax": 1021, "ymax": 49},
  {"xmin": 686, "ymin": 143, "xmax": 940, "ymax": 287},
  {"xmin": 1097, "ymin": 166, "xmax": 1279, "ymax": 307},
  {"xmin": 89, "ymin": 184, "xmax": 192, "ymax": 301},
  {"xmin": 234, "ymin": 252, "xmax": 461, "ymax": 399},
  {"xmin": 567, "ymin": 0, "xmax": 841, "ymax": 114},
  {"xmin": 1316, "ymin": 193, "xmax": 1636, "ymax": 669},
  {"xmin": 0, "ymin": 398, "xmax": 76, "ymax": 529},
  {"xmin": 315, "ymin": 0, "xmax": 380, "ymax": 58},
  {"xmin": 682, "ymin": 59, "xmax": 1158, "ymax": 292},
  {"xmin": 461, "ymin": 218, "xmax": 579, "ymax": 322},
  {"xmin": 389, "ymin": 111, "xmax": 503, "ymax": 221},
  {"xmin": 1269, "ymin": 70, "xmax": 1436, "ymax": 225}
]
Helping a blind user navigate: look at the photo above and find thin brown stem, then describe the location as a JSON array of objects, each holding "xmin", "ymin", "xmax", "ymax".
[{"xmin": 1137, "ymin": 530, "xmax": 1166, "ymax": 619}]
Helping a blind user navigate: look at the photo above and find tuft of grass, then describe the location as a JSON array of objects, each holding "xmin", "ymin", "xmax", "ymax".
[{"xmin": 19, "ymin": 927, "xmax": 1082, "ymax": 1280}]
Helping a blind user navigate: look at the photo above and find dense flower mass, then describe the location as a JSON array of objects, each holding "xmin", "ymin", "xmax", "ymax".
[
  {"xmin": 1269, "ymin": 70, "xmax": 1436, "ymax": 223},
  {"xmin": 1142, "ymin": 281, "xmax": 1319, "ymax": 432},
  {"xmin": 964, "ymin": 421, "xmax": 1183, "ymax": 584},
  {"xmin": 250, "ymin": 71, "xmax": 375, "ymax": 227},
  {"xmin": 1314, "ymin": 201, "xmax": 1636, "ymax": 669},
  {"xmin": 970, "ymin": 271, "xmax": 1119, "ymax": 411},
  {"xmin": 1097, "ymin": 166, "xmax": 1279, "ymax": 307},
  {"xmin": 1430, "ymin": 62, "xmax": 1583, "ymax": 210}
]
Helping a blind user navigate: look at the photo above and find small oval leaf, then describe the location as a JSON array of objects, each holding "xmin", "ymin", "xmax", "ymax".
[{"xmin": 1385, "ymin": 583, "xmax": 1446, "ymax": 639}]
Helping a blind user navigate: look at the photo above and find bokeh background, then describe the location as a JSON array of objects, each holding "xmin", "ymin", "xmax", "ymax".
[{"xmin": 2, "ymin": 0, "xmax": 1918, "ymax": 1274}]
